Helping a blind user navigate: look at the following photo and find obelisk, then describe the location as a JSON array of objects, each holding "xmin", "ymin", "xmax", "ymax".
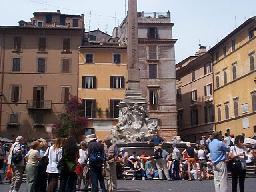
[{"xmin": 124, "ymin": 0, "xmax": 145, "ymax": 104}]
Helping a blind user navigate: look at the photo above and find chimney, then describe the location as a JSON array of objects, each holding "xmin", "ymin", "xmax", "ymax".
[
  {"xmin": 57, "ymin": 10, "xmax": 60, "ymax": 13},
  {"xmin": 195, "ymin": 44, "xmax": 207, "ymax": 56}
]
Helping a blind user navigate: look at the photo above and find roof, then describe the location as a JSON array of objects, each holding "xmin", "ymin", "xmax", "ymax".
[
  {"xmin": 209, "ymin": 16, "xmax": 256, "ymax": 53},
  {"xmin": 0, "ymin": 26, "xmax": 83, "ymax": 31},
  {"xmin": 33, "ymin": 11, "xmax": 81, "ymax": 18}
]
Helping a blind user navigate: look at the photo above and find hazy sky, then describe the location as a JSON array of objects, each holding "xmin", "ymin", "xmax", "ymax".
[{"xmin": 1, "ymin": 0, "xmax": 256, "ymax": 62}]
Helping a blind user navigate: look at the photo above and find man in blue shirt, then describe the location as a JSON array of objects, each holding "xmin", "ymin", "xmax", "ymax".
[{"xmin": 209, "ymin": 131, "xmax": 229, "ymax": 192}]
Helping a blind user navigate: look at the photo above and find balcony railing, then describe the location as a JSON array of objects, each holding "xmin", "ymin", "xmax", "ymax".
[{"xmin": 27, "ymin": 100, "xmax": 52, "ymax": 110}]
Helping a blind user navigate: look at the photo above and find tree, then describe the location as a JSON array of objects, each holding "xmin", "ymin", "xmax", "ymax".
[{"xmin": 56, "ymin": 95, "xmax": 87, "ymax": 141}]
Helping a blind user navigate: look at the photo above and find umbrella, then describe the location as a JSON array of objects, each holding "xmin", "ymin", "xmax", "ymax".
[
  {"xmin": 0, "ymin": 137, "xmax": 13, "ymax": 142},
  {"xmin": 244, "ymin": 137, "xmax": 256, "ymax": 144}
]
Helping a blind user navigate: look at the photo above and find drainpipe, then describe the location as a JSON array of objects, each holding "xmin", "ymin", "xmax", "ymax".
[{"xmin": 0, "ymin": 30, "xmax": 6, "ymax": 133}]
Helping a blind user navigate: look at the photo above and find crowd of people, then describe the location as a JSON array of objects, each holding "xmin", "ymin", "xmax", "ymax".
[{"xmin": 0, "ymin": 130, "xmax": 255, "ymax": 192}]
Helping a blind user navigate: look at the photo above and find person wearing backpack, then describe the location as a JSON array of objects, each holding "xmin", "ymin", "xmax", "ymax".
[
  {"xmin": 87, "ymin": 134, "xmax": 107, "ymax": 192},
  {"xmin": 7, "ymin": 136, "xmax": 26, "ymax": 192}
]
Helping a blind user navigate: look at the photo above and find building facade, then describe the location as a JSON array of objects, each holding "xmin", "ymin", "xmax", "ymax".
[
  {"xmin": 78, "ymin": 43, "xmax": 127, "ymax": 139},
  {"xmin": 0, "ymin": 11, "xmax": 84, "ymax": 140},
  {"xmin": 176, "ymin": 47, "xmax": 214, "ymax": 142},
  {"xmin": 209, "ymin": 17, "xmax": 256, "ymax": 137},
  {"xmin": 115, "ymin": 11, "xmax": 177, "ymax": 140}
]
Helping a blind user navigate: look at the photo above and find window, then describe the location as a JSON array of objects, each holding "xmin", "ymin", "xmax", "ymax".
[
  {"xmin": 177, "ymin": 110, "xmax": 183, "ymax": 128},
  {"xmin": 62, "ymin": 59, "xmax": 71, "ymax": 73},
  {"xmin": 37, "ymin": 58, "xmax": 46, "ymax": 73},
  {"xmin": 149, "ymin": 89, "xmax": 158, "ymax": 110},
  {"xmin": 89, "ymin": 35, "xmax": 96, "ymax": 41},
  {"xmin": 232, "ymin": 63, "xmax": 237, "ymax": 80},
  {"xmin": 63, "ymin": 38, "xmax": 70, "ymax": 52},
  {"xmin": 249, "ymin": 53, "xmax": 255, "ymax": 71},
  {"xmin": 37, "ymin": 21, "xmax": 43, "ymax": 27},
  {"xmin": 231, "ymin": 39, "xmax": 236, "ymax": 52},
  {"xmin": 149, "ymin": 64, "xmax": 157, "ymax": 79},
  {"xmin": 223, "ymin": 46, "xmax": 227, "ymax": 57},
  {"xmin": 45, "ymin": 14, "xmax": 52, "ymax": 23},
  {"xmin": 215, "ymin": 51, "xmax": 219, "ymax": 61},
  {"xmin": 113, "ymin": 53, "xmax": 121, "ymax": 64},
  {"xmin": 204, "ymin": 84, "xmax": 212, "ymax": 96},
  {"xmin": 83, "ymin": 99, "xmax": 96, "ymax": 118},
  {"xmin": 204, "ymin": 104, "xmax": 214, "ymax": 123},
  {"xmin": 110, "ymin": 76, "xmax": 125, "ymax": 89},
  {"xmin": 192, "ymin": 70, "xmax": 195, "ymax": 81},
  {"xmin": 72, "ymin": 19, "xmax": 79, "ymax": 27},
  {"xmin": 223, "ymin": 69, "xmax": 228, "ymax": 85},
  {"xmin": 85, "ymin": 54, "xmax": 94, "ymax": 63},
  {"xmin": 216, "ymin": 75, "xmax": 220, "ymax": 88},
  {"xmin": 217, "ymin": 106, "xmax": 221, "ymax": 122},
  {"xmin": 147, "ymin": 27, "xmax": 158, "ymax": 39},
  {"xmin": 248, "ymin": 28, "xmax": 254, "ymax": 40},
  {"xmin": 242, "ymin": 103, "xmax": 249, "ymax": 113},
  {"xmin": 11, "ymin": 85, "xmax": 20, "ymax": 102},
  {"xmin": 12, "ymin": 58, "xmax": 21, "ymax": 72},
  {"xmin": 9, "ymin": 113, "xmax": 19, "ymax": 124},
  {"xmin": 110, "ymin": 99, "xmax": 121, "ymax": 118},
  {"xmin": 191, "ymin": 90, "xmax": 197, "ymax": 101},
  {"xmin": 251, "ymin": 92, "xmax": 256, "ymax": 112},
  {"xmin": 224, "ymin": 103, "xmax": 230, "ymax": 120},
  {"xmin": 204, "ymin": 63, "xmax": 212, "ymax": 74},
  {"xmin": 233, "ymin": 97, "xmax": 239, "ymax": 117},
  {"xmin": 38, "ymin": 37, "xmax": 46, "ymax": 51},
  {"xmin": 148, "ymin": 45, "xmax": 157, "ymax": 60},
  {"xmin": 190, "ymin": 107, "xmax": 198, "ymax": 126},
  {"xmin": 14, "ymin": 36, "xmax": 21, "ymax": 51},
  {"xmin": 82, "ymin": 76, "xmax": 96, "ymax": 89},
  {"xmin": 61, "ymin": 87, "xmax": 70, "ymax": 103},
  {"xmin": 176, "ymin": 88, "xmax": 182, "ymax": 101}
]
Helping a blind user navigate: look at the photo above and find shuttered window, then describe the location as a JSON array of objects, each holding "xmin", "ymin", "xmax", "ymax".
[
  {"xmin": 110, "ymin": 76, "xmax": 125, "ymax": 88},
  {"xmin": 149, "ymin": 64, "xmax": 157, "ymax": 79}
]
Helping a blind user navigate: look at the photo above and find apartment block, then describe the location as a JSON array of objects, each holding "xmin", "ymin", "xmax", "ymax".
[
  {"xmin": 209, "ymin": 17, "xmax": 256, "ymax": 137},
  {"xmin": 78, "ymin": 39, "xmax": 127, "ymax": 139},
  {"xmin": 176, "ymin": 46, "xmax": 214, "ymax": 142},
  {"xmin": 0, "ymin": 11, "xmax": 84, "ymax": 140},
  {"xmin": 115, "ymin": 11, "xmax": 177, "ymax": 140}
]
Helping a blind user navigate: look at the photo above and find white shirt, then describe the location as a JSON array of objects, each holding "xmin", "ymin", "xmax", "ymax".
[
  {"xmin": 46, "ymin": 146, "xmax": 62, "ymax": 173},
  {"xmin": 78, "ymin": 148, "xmax": 88, "ymax": 164},
  {"xmin": 197, "ymin": 149, "xmax": 206, "ymax": 160}
]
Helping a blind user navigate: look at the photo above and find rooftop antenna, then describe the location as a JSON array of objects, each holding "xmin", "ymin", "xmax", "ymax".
[
  {"xmin": 125, "ymin": 0, "xmax": 127, "ymax": 17},
  {"xmin": 88, "ymin": 11, "xmax": 92, "ymax": 32},
  {"xmin": 234, "ymin": 16, "xmax": 237, "ymax": 29}
]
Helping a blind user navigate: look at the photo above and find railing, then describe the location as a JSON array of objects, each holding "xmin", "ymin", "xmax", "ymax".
[{"xmin": 27, "ymin": 100, "xmax": 52, "ymax": 110}]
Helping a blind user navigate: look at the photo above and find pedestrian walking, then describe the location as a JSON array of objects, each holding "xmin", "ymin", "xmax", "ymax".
[
  {"xmin": 59, "ymin": 137, "xmax": 78, "ymax": 192},
  {"xmin": 154, "ymin": 144, "xmax": 170, "ymax": 180},
  {"xmin": 171, "ymin": 143, "xmax": 181, "ymax": 180},
  {"xmin": 87, "ymin": 134, "xmax": 107, "ymax": 192},
  {"xmin": 8, "ymin": 136, "xmax": 26, "ymax": 192},
  {"xmin": 76, "ymin": 141, "xmax": 88, "ymax": 191},
  {"xmin": 35, "ymin": 138, "xmax": 48, "ymax": 192},
  {"xmin": 229, "ymin": 135, "xmax": 247, "ymax": 192},
  {"xmin": 104, "ymin": 137, "xmax": 118, "ymax": 192},
  {"xmin": 46, "ymin": 138, "xmax": 62, "ymax": 192},
  {"xmin": 25, "ymin": 140, "xmax": 40, "ymax": 192},
  {"xmin": 209, "ymin": 131, "xmax": 229, "ymax": 192}
]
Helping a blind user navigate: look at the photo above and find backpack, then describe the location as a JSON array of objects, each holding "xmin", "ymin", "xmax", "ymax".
[
  {"xmin": 154, "ymin": 148, "xmax": 162, "ymax": 159},
  {"xmin": 11, "ymin": 144, "xmax": 23, "ymax": 165},
  {"xmin": 89, "ymin": 150, "xmax": 105, "ymax": 166}
]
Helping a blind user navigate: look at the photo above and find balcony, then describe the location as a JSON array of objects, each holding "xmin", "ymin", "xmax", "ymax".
[
  {"xmin": 203, "ymin": 96, "xmax": 213, "ymax": 102},
  {"xmin": 27, "ymin": 100, "xmax": 52, "ymax": 110}
]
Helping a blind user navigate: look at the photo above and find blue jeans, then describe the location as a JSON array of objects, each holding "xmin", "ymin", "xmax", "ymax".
[
  {"xmin": 171, "ymin": 160, "xmax": 180, "ymax": 180},
  {"xmin": 90, "ymin": 166, "xmax": 107, "ymax": 192}
]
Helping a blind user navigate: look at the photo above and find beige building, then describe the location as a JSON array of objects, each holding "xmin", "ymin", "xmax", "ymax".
[
  {"xmin": 209, "ymin": 17, "xmax": 256, "ymax": 137},
  {"xmin": 78, "ymin": 41, "xmax": 127, "ymax": 139},
  {"xmin": 115, "ymin": 11, "xmax": 177, "ymax": 140},
  {"xmin": 0, "ymin": 11, "xmax": 84, "ymax": 140},
  {"xmin": 176, "ymin": 46, "xmax": 214, "ymax": 142}
]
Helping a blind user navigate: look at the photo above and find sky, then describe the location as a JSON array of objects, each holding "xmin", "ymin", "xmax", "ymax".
[{"xmin": 1, "ymin": 0, "xmax": 256, "ymax": 62}]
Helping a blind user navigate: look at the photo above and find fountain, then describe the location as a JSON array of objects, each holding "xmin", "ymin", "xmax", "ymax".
[{"xmin": 111, "ymin": 0, "xmax": 158, "ymax": 147}]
